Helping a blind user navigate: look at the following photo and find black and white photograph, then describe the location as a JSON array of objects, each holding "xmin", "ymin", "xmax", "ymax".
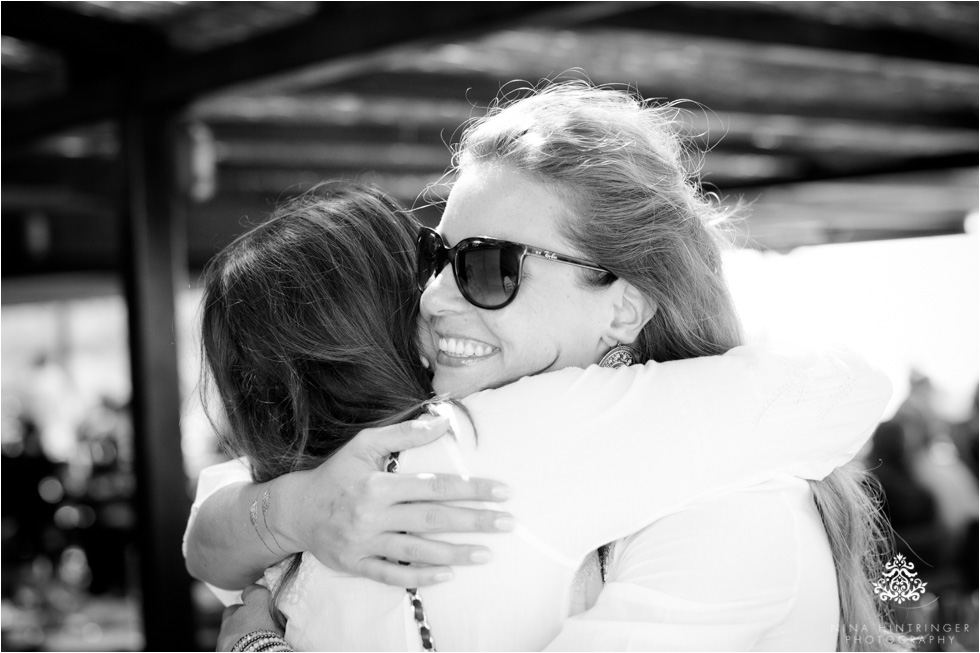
[{"xmin": 2, "ymin": 2, "xmax": 977, "ymax": 651}]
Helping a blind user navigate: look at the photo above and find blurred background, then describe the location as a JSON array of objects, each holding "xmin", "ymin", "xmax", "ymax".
[{"xmin": 2, "ymin": 1, "xmax": 977, "ymax": 651}]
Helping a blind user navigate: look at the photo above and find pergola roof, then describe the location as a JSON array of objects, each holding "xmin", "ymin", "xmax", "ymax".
[{"xmin": 3, "ymin": 1, "xmax": 978, "ymax": 278}]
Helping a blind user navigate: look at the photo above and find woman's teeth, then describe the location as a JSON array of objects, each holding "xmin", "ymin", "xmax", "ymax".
[{"xmin": 439, "ymin": 337, "xmax": 495, "ymax": 358}]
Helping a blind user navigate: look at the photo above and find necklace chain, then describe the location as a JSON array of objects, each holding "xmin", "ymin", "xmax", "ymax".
[{"xmin": 387, "ymin": 453, "xmax": 436, "ymax": 651}]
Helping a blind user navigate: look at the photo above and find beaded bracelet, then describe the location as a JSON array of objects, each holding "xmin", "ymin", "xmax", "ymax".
[{"xmin": 231, "ymin": 629, "xmax": 292, "ymax": 652}]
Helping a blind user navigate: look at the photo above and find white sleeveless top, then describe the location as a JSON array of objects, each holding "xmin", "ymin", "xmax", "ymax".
[{"xmin": 187, "ymin": 343, "xmax": 890, "ymax": 650}]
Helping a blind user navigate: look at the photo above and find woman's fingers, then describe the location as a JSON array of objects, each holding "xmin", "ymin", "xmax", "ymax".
[
  {"xmin": 300, "ymin": 418, "xmax": 513, "ymax": 586},
  {"xmin": 357, "ymin": 557, "xmax": 455, "ymax": 588},
  {"xmin": 348, "ymin": 418, "xmax": 512, "ymax": 503},
  {"xmin": 363, "ymin": 415, "xmax": 452, "ymax": 459},
  {"xmin": 216, "ymin": 584, "xmax": 280, "ymax": 651},
  {"xmin": 240, "ymin": 583, "xmax": 271, "ymax": 605},
  {"xmin": 384, "ymin": 502, "xmax": 514, "ymax": 534},
  {"xmin": 377, "ymin": 533, "xmax": 493, "ymax": 566},
  {"xmin": 374, "ymin": 471, "xmax": 511, "ymax": 504}
]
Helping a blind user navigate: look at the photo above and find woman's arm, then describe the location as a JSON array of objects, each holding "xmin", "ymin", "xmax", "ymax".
[
  {"xmin": 403, "ymin": 342, "xmax": 891, "ymax": 558},
  {"xmin": 184, "ymin": 416, "xmax": 515, "ymax": 592},
  {"xmin": 209, "ymin": 343, "xmax": 885, "ymax": 650},
  {"xmin": 186, "ymin": 470, "xmax": 280, "ymax": 592}
]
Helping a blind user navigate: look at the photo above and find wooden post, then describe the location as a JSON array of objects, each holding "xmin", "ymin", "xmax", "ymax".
[{"xmin": 120, "ymin": 107, "xmax": 196, "ymax": 651}]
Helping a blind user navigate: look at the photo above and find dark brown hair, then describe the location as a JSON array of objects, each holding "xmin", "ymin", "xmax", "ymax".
[
  {"xmin": 200, "ymin": 185, "xmax": 434, "ymax": 626},
  {"xmin": 200, "ymin": 184, "xmax": 431, "ymax": 482}
]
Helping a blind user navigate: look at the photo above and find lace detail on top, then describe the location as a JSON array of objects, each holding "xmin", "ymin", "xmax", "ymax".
[{"xmin": 264, "ymin": 553, "xmax": 316, "ymax": 607}]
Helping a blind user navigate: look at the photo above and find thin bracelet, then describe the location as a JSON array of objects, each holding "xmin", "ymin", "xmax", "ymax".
[
  {"xmin": 249, "ymin": 492, "xmax": 279, "ymax": 556},
  {"xmin": 260, "ymin": 487, "xmax": 287, "ymax": 553}
]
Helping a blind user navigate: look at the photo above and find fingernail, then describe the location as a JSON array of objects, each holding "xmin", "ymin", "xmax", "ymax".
[
  {"xmin": 434, "ymin": 570, "xmax": 454, "ymax": 583},
  {"xmin": 469, "ymin": 549, "xmax": 492, "ymax": 564},
  {"xmin": 494, "ymin": 515, "xmax": 516, "ymax": 532},
  {"xmin": 491, "ymin": 485, "xmax": 512, "ymax": 500},
  {"xmin": 416, "ymin": 414, "xmax": 448, "ymax": 428}
]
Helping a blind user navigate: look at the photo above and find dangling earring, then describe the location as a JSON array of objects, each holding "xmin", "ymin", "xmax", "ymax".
[{"xmin": 599, "ymin": 344, "xmax": 638, "ymax": 368}]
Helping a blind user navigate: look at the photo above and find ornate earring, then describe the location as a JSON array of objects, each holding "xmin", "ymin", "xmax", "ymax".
[{"xmin": 599, "ymin": 344, "xmax": 638, "ymax": 368}]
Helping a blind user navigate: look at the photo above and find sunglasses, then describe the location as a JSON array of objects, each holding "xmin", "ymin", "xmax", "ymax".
[{"xmin": 416, "ymin": 226, "xmax": 611, "ymax": 310}]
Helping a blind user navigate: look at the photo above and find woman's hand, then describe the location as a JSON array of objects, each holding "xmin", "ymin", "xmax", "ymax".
[
  {"xmin": 272, "ymin": 415, "xmax": 514, "ymax": 587},
  {"xmin": 216, "ymin": 585, "xmax": 284, "ymax": 652}
]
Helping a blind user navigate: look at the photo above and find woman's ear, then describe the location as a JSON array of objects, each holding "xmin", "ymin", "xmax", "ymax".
[{"xmin": 602, "ymin": 279, "xmax": 657, "ymax": 346}]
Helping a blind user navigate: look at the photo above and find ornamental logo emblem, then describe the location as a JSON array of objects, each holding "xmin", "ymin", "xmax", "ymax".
[{"xmin": 873, "ymin": 554, "xmax": 927, "ymax": 603}]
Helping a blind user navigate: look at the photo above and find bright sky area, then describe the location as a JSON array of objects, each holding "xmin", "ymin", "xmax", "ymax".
[{"xmin": 725, "ymin": 230, "xmax": 978, "ymax": 419}]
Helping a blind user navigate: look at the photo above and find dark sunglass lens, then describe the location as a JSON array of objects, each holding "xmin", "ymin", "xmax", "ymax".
[{"xmin": 458, "ymin": 245, "xmax": 521, "ymax": 308}]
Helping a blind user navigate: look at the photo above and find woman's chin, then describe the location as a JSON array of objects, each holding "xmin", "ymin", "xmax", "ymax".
[{"xmin": 432, "ymin": 366, "xmax": 496, "ymax": 399}]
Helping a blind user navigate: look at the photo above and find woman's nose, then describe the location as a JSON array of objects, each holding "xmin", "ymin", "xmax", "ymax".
[{"xmin": 420, "ymin": 262, "xmax": 469, "ymax": 319}]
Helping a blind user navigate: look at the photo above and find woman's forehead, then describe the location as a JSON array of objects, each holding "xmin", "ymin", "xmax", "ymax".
[{"xmin": 438, "ymin": 165, "xmax": 570, "ymax": 246}]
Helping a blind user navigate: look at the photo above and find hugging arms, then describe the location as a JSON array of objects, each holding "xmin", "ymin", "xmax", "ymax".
[
  {"xmin": 188, "ymin": 81, "xmax": 901, "ymax": 651},
  {"xmin": 191, "ymin": 346, "xmax": 889, "ymax": 650}
]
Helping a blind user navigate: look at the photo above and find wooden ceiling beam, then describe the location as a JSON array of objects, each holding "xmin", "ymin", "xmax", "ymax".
[
  {"xmin": 1, "ymin": 155, "xmax": 119, "ymax": 189},
  {"xmin": 1, "ymin": 183, "xmax": 116, "ymax": 219},
  {"xmin": 204, "ymin": 122, "xmax": 459, "ymax": 152},
  {"xmin": 312, "ymin": 66, "xmax": 976, "ymax": 130},
  {"xmin": 205, "ymin": 150, "xmax": 978, "ymax": 197},
  {"xmin": 217, "ymin": 139, "xmax": 451, "ymax": 172},
  {"xmin": 1, "ymin": 3, "xmax": 171, "ymax": 60},
  {"xmin": 192, "ymin": 94, "xmax": 477, "ymax": 130},
  {"xmin": 732, "ymin": 175, "xmax": 978, "ymax": 218},
  {"xmin": 212, "ymin": 167, "xmax": 448, "ymax": 197},
  {"xmin": 192, "ymin": 93, "xmax": 977, "ymax": 160},
  {"xmin": 739, "ymin": 221, "xmax": 965, "ymax": 252},
  {"xmin": 582, "ymin": 1, "xmax": 978, "ymax": 65},
  {"xmin": 715, "ymin": 153, "xmax": 978, "ymax": 191}
]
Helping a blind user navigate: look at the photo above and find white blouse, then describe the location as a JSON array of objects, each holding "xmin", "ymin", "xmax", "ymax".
[
  {"xmin": 186, "ymin": 343, "xmax": 890, "ymax": 651},
  {"xmin": 548, "ymin": 477, "xmax": 839, "ymax": 651}
]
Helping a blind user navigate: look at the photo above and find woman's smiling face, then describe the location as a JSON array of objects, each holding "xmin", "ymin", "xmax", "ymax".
[{"xmin": 419, "ymin": 164, "xmax": 616, "ymax": 398}]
